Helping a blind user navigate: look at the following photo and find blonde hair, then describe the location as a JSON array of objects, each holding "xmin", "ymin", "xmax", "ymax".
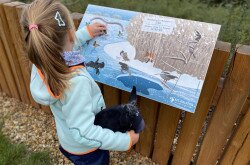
[{"xmin": 21, "ymin": 0, "xmax": 75, "ymax": 97}]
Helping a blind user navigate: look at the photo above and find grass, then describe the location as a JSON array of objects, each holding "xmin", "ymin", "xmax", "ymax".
[{"xmin": 0, "ymin": 122, "xmax": 52, "ymax": 165}]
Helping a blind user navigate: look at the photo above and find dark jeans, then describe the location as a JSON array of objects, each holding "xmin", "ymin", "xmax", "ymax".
[{"xmin": 59, "ymin": 146, "xmax": 109, "ymax": 165}]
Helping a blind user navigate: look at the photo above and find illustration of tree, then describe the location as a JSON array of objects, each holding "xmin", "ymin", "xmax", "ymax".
[{"xmin": 127, "ymin": 13, "xmax": 220, "ymax": 80}]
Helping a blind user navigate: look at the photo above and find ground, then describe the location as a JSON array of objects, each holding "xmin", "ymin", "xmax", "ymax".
[{"xmin": 0, "ymin": 92, "xmax": 157, "ymax": 165}]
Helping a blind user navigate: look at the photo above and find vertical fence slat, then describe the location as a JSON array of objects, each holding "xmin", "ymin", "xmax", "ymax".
[
  {"xmin": 231, "ymin": 133, "xmax": 250, "ymax": 165},
  {"xmin": 171, "ymin": 41, "xmax": 230, "ymax": 165},
  {"xmin": 39, "ymin": 106, "xmax": 51, "ymax": 114},
  {"xmin": 15, "ymin": 4, "xmax": 24, "ymax": 25},
  {"xmin": 103, "ymin": 85, "xmax": 121, "ymax": 107},
  {"xmin": 121, "ymin": 91, "xmax": 130, "ymax": 103},
  {"xmin": 0, "ymin": 38, "xmax": 11, "ymax": 96},
  {"xmin": 0, "ymin": 1, "xmax": 20, "ymax": 100},
  {"xmin": 0, "ymin": 65, "xmax": 2, "ymax": 92},
  {"xmin": 135, "ymin": 98, "xmax": 159, "ymax": 157},
  {"xmin": 233, "ymin": 133, "xmax": 250, "ymax": 165},
  {"xmin": 0, "ymin": 36, "xmax": 13, "ymax": 97},
  {"xmin": 220, "ymin": 99, "xmax": 249, "ymax": 165},
  {"xmin": 240, "ymin": 97, "xmax": 250, "ymax": 115},
  {"xmin": 211, "ymin": 77, "xmax": 224, "ymax": 107},
  {"xmin": 152, "ymin": 105, "xmax": 181, "ymax": 164},
  {"xmin": 4, "ymin": 2, "xmax": 32, "ymax": 105},
  {"xmin": 196, "ymin": 45, "xmax": 250, "ymax": 165},
  {"xmin": 3, "ymin": 2, "xmax": 29, "ymax": 103}
]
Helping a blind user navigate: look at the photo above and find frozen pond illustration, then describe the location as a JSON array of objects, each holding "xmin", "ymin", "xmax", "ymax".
[{"xmin": 78, "ymin": 5, "xmax": 221, "ymax": 113}]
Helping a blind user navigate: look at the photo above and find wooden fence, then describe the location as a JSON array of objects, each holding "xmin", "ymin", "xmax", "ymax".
[{"xmin": 0, "ymin": 1, "xmax": 249, "ymax": 165}]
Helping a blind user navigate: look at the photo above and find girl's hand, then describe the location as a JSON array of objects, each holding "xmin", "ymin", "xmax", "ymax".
[
  {"xmin": 89, "ymin": 23, "xmax": 107, "ymax": 37},
  {"xmin": 129, "ymin": 130, "xmax": 140, "ymax": 145}
]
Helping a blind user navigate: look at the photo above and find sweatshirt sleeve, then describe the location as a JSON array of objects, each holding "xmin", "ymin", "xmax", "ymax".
[
  {"xmin": 61, "ymin": 75, "xmax": 132, "ymax": 151},
  {"xmin": 73, "ymin": 26, "xmax": 93, "ymax": 51}
]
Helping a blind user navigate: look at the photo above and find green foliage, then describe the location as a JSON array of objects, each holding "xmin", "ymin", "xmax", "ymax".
[
  {"xmin": 21, "ymin": 152, "xmax": 52, "ymax": 165},
  {"xmin": 200, "ymin": 0, "xmax": 248, "ymax": 6},
  {"xmin": 0, "ymin": 126, "xmax": 52, "ymax": 165},
  {"xmin": 16, "ymin": 0, "xmax": 250, "ymax": 45}
]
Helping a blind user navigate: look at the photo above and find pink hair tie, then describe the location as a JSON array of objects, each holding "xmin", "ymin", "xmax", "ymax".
[{"xmin": 29, "ymin": 24, "xmax": 38, "ymax": 31}]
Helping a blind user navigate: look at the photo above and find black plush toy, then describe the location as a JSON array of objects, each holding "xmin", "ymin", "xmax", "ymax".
[{"xmin": 94, "ymin": 86, "xmax": 145, "ymax": 133}]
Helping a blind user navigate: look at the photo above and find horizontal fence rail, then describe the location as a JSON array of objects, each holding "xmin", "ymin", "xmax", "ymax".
[{"xmin": 0, "ymin": 1, "xmax": 249, "ymax": 165}]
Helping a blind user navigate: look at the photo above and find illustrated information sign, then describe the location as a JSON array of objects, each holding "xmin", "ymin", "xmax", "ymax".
[{"xmin": 78, "ymin": 5, "xmax": 221, "ymax": 113}]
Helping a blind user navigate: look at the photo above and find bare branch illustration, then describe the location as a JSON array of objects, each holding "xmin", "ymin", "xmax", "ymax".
[
  {"xmin": 165, "ymin": 51, "xmax": 187, "ymax": 64},
  {"xmin": 162, "ymin": 61, "xmax": 182, "ymax": 73}
]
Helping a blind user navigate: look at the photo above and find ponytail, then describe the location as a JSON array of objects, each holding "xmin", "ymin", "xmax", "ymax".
[{"xmin": 21, "ymin": 0, "xmax": 75, "ymax": 97}]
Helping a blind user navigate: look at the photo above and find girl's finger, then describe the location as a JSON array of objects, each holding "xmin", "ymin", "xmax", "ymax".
[
  {"xmin": 94, "ymin": 22, "xmax": 106, "ymax": 28},
  {"xmin": 99, "ymin": 24, "xmax": 107, "ymax": 28},
  {"xmin": 96, "ymin": 31, "xmax": 104, "ymax": 36},
  {"xmin": 96, "ymin": 25, "xmax": 106, "ymax": 30},
  {"xmin": 99, "ymin": 24, "xmax": 106, "ymax": 28},
  {"xmin": 97, "ymin": 27, "xmax": 107, "ymax": 31},
  {"xmin": 96, "ymin": 30, "xmax": 106, "ymax": 36}
]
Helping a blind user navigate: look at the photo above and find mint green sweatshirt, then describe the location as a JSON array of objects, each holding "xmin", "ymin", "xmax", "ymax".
[{"xmin": 30, "ymin": 26, "xmax": 132, "ymax": 155}]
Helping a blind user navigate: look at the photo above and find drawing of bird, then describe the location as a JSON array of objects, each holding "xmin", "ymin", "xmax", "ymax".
[
  {"xmin": 119, "ymin": 62, "xmax": 131, "ymax": 75},
  {"xmin": 144, "ymin": 51, "xmax": 156, "ymax": 63},
  {"xmin": 155, "ymin": 71, "xmax": 178, "ymax": 90},
  {"xmin": 195, "ymin": 30, "xmax": 201, "ymax": 42},
  {"xmin": 102, "ymin": 29, "xmax": 107, "ymax": 35},
  {"xmin": 86, "ymin": 58, "xmax": 105, "ymax": 75},
  {"xmin": 120, "ymin": 51, "xmax": 130, "ymax": 61},
  {"xmin": 189, "ymin": 45, "xmax": 195, "ymax": 55},
  {"xmin": 156, "ymin": 71, "xmax": 178, "ymax": 83},
  {"xmin": 118, "ymin": 31, "xmax": 123, "ymax": 37},
  {"xmin": 93, "ymin": 41, "xmax": 100, "ymax": 48}
]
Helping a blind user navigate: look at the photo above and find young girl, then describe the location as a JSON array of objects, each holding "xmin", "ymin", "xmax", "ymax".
[{"xmin": 21, "ymin": 0, "xmax": 139, "ymax": 164}]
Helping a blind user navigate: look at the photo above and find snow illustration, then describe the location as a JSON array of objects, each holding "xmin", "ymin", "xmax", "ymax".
[{"xmin": 78, "ymin": 4, "xmax": 221, "ymax": 113}]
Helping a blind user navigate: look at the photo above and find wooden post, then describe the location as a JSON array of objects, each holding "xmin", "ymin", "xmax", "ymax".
[
  {"xmin": 196, "ymin": 45, "xmax": 250, "ymax": 165},
  {"xmin": 220, "ymin": 98, "xmax": 249, "ymax": 164},
  {"xmin": 231, "ymin": 134, "xmax": 250, "ymax": 165},
  {"xmin": 3, "ymin": 2, "xmax": 32, "ymax": 105},
  {"xmin": 211, "ymin": 77, "xmax": 225, "ymax": 107},
  {"xmin": 0, "ymin": 38, "xmax": 11, "ymax": 96},
  {"xmin": 152, "ymin": 105, "xmax": 181, "ymax": 164},
  {"xmin": 103, "ymin": 85, "xmax": 121, "ymax": 107},
  {"xmin": 40, "ymin": 106, "xmax": 51, "ymax": 114},
  {"xmin": 121, "ymin": 91, "xmax": 130, "ymax": 103},
  {"xmin": 135, "ymin": 98, "xmax": 159, "ymax": 157},
  {"xmin": 240, "ymin": 97, "xmax": 250, "ymax": 115},
  {"xmin": 171, "ymin": 41, "xmax": 230, "ymax": 165},
  {"xmin": 0, "ymin": 0, "xmax": 20, "ymax": 100},
  {"xmin": 0, "ymin": 69, "xmax": 2, "ymax": 92}
]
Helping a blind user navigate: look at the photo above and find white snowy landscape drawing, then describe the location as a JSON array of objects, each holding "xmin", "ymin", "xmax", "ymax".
[{"xmin": 78, "ymin": 5, "xmax": 221, "ymax": 113}]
